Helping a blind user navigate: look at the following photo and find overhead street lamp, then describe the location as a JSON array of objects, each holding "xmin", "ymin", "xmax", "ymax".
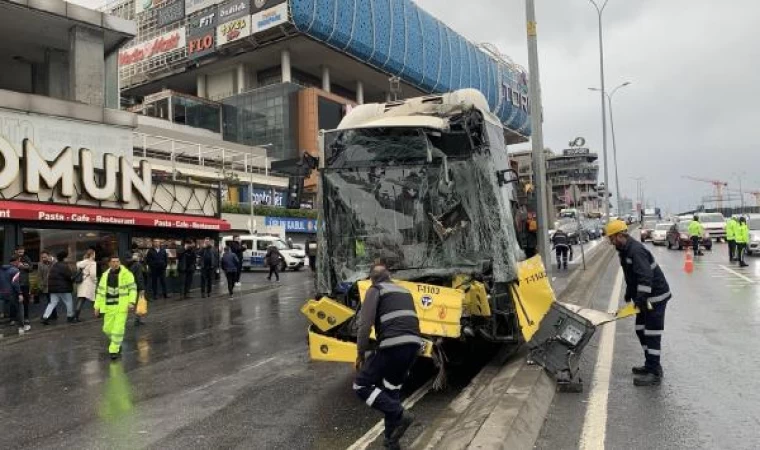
[
  {"xmin": 587, "ymin": 0, "xmax": 612, "ymax": 222},
  {"xmin": 589, "ymin": 81, "xmax": 631, "ymax": 217}
]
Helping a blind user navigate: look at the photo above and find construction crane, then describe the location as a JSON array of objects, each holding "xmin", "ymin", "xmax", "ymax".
[
  {"xmin": 727, "ymin": 189, "xmax": 760, "ymax": 207},
  {"xmin": 683, "ymin": 176, "xmax": 729, "ymax": 209}
]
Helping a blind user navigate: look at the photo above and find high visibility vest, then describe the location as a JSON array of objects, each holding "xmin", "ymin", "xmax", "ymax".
[
  {"xmin": 688, "ymin": 221, "xmax": 703, "ymax": 237},
  {"xmin": 95, "ymin": 268, "xmax": 137, "ymax": 313},
  {"xmin": 726, "ymin": 219, "xmax": 737, "ymax": 240},
  {"xmin": 735, "ymin": 224, "xmax": 750, "ymax": 244}
]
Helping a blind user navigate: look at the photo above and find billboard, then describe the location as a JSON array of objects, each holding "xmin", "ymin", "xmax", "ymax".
[
  {"xmin": 251, "ymin": 0, "xmax": 285, "ymax": 14},
  {"xmin": 186, "ymin": 0, "xmax": 221, "ymax": 15},
  {"xmin": 119, "ymin": 28, "xmax": 186, "ymax": 67},
  {"xmin": 265, "ymin": 216, "xmax": 317, "ymax": 234},
  {"xmin": 188, "ymin": 7, "xmax": 217, "ymax": 29},
  {"xmin": 188, "ymin": 27, "xmax": 215, "ymax": 59},
  {"xmin": 216, "ymin": 15, "xmax": 251, "ymax": 46},
  {"xmin": 217, "ymin": 0, "xmax": 250, "ymax": 22},
  {"xmin": 251, "ymin": 2, "xmax": 288, "ymax": 34},
  {"xmin": 156, "ymin": 0, "xmax": 185, "ymax": 27}
]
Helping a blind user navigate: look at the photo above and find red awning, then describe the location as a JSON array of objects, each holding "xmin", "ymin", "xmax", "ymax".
[{"xmin": 0, "ymin": 200, "xmax": 230, "ymax": 231}]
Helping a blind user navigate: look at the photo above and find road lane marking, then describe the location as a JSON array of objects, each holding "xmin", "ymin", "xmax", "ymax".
[
  {"xmin": 719, "ymin": 265, "xmax": 755, "ymax": 283},
  {"xmin": 346, "ymin": 379, "xmax": 434, "ymax": 450},
  {"xmin": 579, "ymin": 269, "xmax": 624, "ymax": 450}
]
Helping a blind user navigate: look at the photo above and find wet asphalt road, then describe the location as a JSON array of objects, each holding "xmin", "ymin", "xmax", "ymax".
[
  {"xmin": 536, "ymin": 240, "xmax": 760, "ymax": 450},
  {"xmin": 0, "ymin": 270, "xmax": 385, "ymax": 450}
]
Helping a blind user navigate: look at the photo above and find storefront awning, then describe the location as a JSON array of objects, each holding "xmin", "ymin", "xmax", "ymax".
[{"xmin": 0, "ymin": 200, "xmax": 230, "ymax": 231}]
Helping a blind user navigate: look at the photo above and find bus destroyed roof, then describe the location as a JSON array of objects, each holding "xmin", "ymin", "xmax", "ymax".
[{"xmin": 336, "ymin": 89, "xmax": 502, "ymax": 131}]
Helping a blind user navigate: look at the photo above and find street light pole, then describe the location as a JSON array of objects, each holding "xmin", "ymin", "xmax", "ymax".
[
  {"xmin": 588, "ymin": 0, "xmax": 611, "ymax": 221},
  {"xmin": 590, "ymin": 81, "xmax": 630, "ymax": 218},
  {"xmin": 525, "ymin": 0, "xmax": 551, "ymax": 264}
]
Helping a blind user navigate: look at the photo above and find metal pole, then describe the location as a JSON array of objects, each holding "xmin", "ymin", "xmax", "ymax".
[
  {"xmin": 608, "ymin": 94, "xmax": 622, "ymax": 217},
  {"xmin": 595, "ymin": 2, "xmax": 611, "ymax": 222},
  {"xmin": 526, "ymin": 0, "xmax": 551, "ymax": 264}
]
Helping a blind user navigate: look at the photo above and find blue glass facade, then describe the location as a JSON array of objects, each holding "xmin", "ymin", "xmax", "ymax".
[{"xmin": 290, "ymin": 0, "xmax": 531, "ymax": 136}]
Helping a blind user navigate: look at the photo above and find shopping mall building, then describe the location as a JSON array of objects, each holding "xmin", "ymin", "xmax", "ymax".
[
  {"xmin": 0, "ymin": 0, "xmax": 286, "ymax": 280},
  {"xmin": 106, "ymin": 0, "xmax": 532, "ymax": 180}
]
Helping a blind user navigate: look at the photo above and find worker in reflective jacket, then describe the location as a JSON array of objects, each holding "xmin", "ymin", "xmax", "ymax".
[
  {"xmin": 354, "ymin": 261, "xmax": 422, "ymax": 450},
  {"xmin": 606, "ymin": 220, "xmax": 672, "ymax": 386},
  {"xmin": 95, "ymin": 255, "xmax": 137, "ymax": 360}
]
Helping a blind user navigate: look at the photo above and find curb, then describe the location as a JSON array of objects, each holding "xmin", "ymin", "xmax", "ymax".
[{"xmin": 414, "ymin": 245, "xmax": 615, "ymax": 450}]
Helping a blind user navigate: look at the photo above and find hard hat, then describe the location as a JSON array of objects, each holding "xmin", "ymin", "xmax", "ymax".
[{"xmin": 604, "ymin": 219, "xmax": 628, "ymax": 237}]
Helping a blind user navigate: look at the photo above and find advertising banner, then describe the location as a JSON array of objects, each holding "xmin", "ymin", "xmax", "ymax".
[
  {"xmin": 251, "ymin": 0, "xmax": 285, "ymax": 14},
  {"xmin": 216, "ymin": 15, "xmax": 251, "ymax": 46},
  {"xmin": 119, "ymin": 28, "xmax": 186, "ymax": 67},
  {"xmin": 217, "ymin": 0, "xmax": 250, "ymax": 22},
  {"xmin": 186, "ymin": 0, "xmax": 221, "ymax": 15},
  {"xmin": 251, "ymin": 2, "xmax": 288, "ymax": 34},
  {"xmin": 0, "ymin": 200, "xmax": 230, "ymax": 231},
  {"xmin": 187, "ymin": 27, "xmax": 216, "ymax": 58},
  {"xmin": 188, "ymin": 7, "xmax": 217, "ymax": 29},
  {"xmin": 265, "ymin": 216, "xmax": 317, "ymax": 234},
  {"xmin": 156, "ymin": 0, "xmax": 185, "ymax": 27}
]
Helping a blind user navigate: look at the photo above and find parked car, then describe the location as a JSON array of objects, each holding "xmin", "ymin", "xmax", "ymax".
[
  {"xmin": 640, "ymin": 220, "xmax": 658, "ymax": 242},
  {"xmin": 747, "ymin": 215, "xmax": 760, "ymax": 256},
  {"xmin": 651, "ymin": 223, "xmax": 672, "ymax": 245},
  {"xmin": 666, "ymin": 221, "xmax": 712, "ymax": 251},
  {"xmin": 221, "ymin": 235, "xmax": 306, "ymax": 271},
  {"xmin": 697, "ymin": 212, "xmax": 726, "ymax": 242}
]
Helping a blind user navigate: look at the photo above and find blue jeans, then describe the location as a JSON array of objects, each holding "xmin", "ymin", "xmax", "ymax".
[{"xmin": 44, "ymin": 293, "xmax": 74, "ymax": 319}]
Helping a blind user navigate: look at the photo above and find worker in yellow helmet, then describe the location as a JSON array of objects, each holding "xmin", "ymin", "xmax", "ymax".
[
  {"xmin": 95, "ymin": 255, "xmax": 137, "ymax": 360},
  {"xmin": 605, "ymin": 220, "xmax": 672, "ymax": 386}
]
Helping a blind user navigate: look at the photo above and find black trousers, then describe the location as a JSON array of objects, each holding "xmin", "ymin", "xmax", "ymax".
[
  {"xmin": 182, "ymin": 271, "xmax": 194, "ymax": 296},
  {"xmin": 727, "ymin": 239, "xmax": 736, "ymax": 261},
  {"xmin": 354, "ymin": 344, "xmax": 420, "ymax": 439},
  {"xmin": 555, "ymin": 246, "xmax": 569, "ymax": 268},
  {"xmin": 200, "ymin": 268, "xmax": 214, "ymax": 295},
  {"xmin": 634, "ymin": 300, "xmax": 668, "ymax": 374},
  {"xmin": 150, "ymin": 269, "xmax": 168, "ymax": 299},
  {"xmin": 224, "ymin": 271, "xmax": 236, "ymax": 295},
  {"xmin": 10, "ymin": 286, "xmax": 30, "ymax": 323},
  {"xmin": 267, "ymin": 265, "xmax": 280, "ymax": 281},
  {"xmin": 691, "ymin": 236, "xmax": 701, "ymax": 255},
  {"xmin": 737, "ymin": 243, "xmax": 747, "ymax": 265},
  {"xmin": 235, "ymin": 258, "xmax": 243, "ymax": 282}
]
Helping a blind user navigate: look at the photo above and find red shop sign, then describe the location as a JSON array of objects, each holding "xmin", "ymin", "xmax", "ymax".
[{"xmin": 0, "ymin": 200, "xmax": 230, "ymax": 231}]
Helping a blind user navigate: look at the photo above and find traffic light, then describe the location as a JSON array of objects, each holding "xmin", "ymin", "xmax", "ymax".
[{"xmin": 287, "ymin": 175, "xmax": 304, "ymax": 209}]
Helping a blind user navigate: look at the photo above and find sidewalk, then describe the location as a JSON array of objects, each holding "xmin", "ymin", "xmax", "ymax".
[{"xmin": 0, "ymin": 279, "xmax": 278, "ymax": 342}]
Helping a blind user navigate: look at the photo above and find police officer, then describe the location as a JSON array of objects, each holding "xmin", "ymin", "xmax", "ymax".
[
  {"xmin": 688, "ymin": 215, "xmax": 704, "ymax": 256},
  {"xmin": 726, "ymin": 215, "xmax": 739, "ymax": 262},
  {"xmin": 354, "ymin": 261, "xmax": 421, "ymax": 450},
  {"xmin": 551, "ymin": 229, "xmax": 573, "ymax": 270},
  {"xmin": 735, "ymin": 217, "xmax": 750, "ymax": 267},
  {"xmin": 606, "ymin": 220, "xmax": 671, "ymax": 386}
]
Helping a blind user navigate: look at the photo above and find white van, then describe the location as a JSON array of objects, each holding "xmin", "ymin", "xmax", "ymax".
[{"xmin": 221, "ymin": 235, "xmax": 306, "ymax": 271}]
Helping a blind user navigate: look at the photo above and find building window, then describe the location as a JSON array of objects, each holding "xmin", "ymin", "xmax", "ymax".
[{"xmin": 22, "ymin": 228, "xmax": 119, "ymax": 275}]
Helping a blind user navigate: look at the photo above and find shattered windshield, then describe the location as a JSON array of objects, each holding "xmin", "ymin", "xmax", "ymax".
[{"xmin": 317, "ymin": 124, "xmax": 519, "ymax": 290}]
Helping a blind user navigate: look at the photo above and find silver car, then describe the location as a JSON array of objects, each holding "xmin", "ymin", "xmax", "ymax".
[{"xmin": 651, "ymin": 223, "xmax": 672, "ymax": 245}]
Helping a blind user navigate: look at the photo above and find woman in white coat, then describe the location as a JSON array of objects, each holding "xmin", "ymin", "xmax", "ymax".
[{"xmin": 74, "ymin": 249, "xmax": 98, "ymax": 322}]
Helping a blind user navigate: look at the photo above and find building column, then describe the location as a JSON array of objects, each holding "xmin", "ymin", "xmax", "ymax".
[
  {"xmin": 69, "ymin": 25, "xmax": 105, "ymax": 107},
  {"xmin": 281, "ymin": 49, "xmax": 292, "ymax": 83},
  {"xmin": 236, "ymin": 63, "xmax": 246, "ymax": 94},
  {"xmin": 104, "ymin": 50, "xmax": 119, "ymax": 109},
  {"xmin": 385, "ymin": 92, "xmax": 392, "ymax": 102},
  {"xmin": 356, "ymin": 80, "xmax": 364, "ymax": 104},
  {"xmin": 45, "ymin": 49, "xmax": 69, "ymax": 100},
  {"xmin": 197, "ymin": 74, "xmax": 207, "ymax": 98},
  {"xmin": 321, "ymin": 65, "xmax": 331, "ymax": 93}
]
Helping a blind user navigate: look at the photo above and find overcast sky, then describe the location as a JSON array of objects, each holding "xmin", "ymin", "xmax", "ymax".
[
  {"xmin": 414, "ymin": 0, "xmax": 760, "ymax": 213},
  {"xmin": 73, "ymin": 0, "xmax": 760, "ymax": 213}
]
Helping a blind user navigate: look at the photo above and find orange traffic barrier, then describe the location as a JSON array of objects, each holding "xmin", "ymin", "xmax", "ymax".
[{"xmin": 684, "ymin": 252, "xmax": 694, "ymax": 274}]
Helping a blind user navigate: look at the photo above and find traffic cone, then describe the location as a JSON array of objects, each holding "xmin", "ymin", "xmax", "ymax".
[{"xmin": 684, "ymin": 252, "xmax": 694, "ymax": 274}]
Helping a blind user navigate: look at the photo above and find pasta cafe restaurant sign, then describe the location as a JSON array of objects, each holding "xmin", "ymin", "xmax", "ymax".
[{"xmin": 0, "ymin": 201, "xmax": 229, "ymax": 230}]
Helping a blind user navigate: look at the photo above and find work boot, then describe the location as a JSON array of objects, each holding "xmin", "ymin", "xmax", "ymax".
[
  {"xmin": 631, "ymin": 366, "xmax": 648, "ymax": 375},
  {"xmin": 383, "ymin": 438, "xmax": 401, "ymax": 450},
  {"xmin": 109, "ymin": 352, "xmax": 121, "ymax": 361},
  {"xmin": 387, "ymin": 412, "xmax": 415, "ymax": 446},
  {"xmin": 633, "ymin": 372, "xmax": 662, "ymax": 386}
]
